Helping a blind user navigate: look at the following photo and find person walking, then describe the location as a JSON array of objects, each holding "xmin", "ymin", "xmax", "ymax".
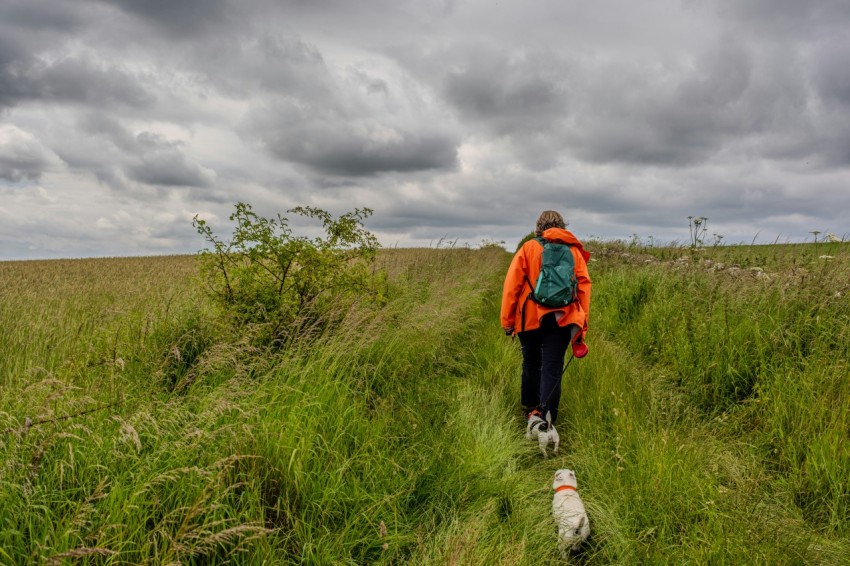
[{"xmin": 501, "ymin": 210, "xmax": 592, "ymax": 430}]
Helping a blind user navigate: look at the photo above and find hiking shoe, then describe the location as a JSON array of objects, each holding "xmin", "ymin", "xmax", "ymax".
[{"xmin": 572, "ymin": 339, "xmax": 588, "ymax": 358}]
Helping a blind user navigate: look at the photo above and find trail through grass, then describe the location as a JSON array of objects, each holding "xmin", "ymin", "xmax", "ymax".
[{"xmin": 1, "ymin": 243, "xmax": 849, "ymax": 563}]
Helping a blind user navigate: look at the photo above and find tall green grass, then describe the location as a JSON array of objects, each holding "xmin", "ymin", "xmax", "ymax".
[
  {"xmin": 591, "ymin": 241, "xmax": 850, "ymax": 539},
  {"xmin": 2, "ymin": 248, "xmax": 549, "ymax": 563},
  {"xmin": 2, "ymin": 242, "xmax": 848, "ymax": 564}
]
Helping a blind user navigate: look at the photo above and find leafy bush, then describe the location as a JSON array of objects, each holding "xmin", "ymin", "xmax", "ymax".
[{"xmin": 193, "ymin": 202, "xmax": 382, "ymax": 346}]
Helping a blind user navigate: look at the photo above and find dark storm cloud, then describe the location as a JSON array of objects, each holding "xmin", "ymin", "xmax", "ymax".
[
  {"xmin": 0, "ymin": 28, "xmax": 154, "ymax": 111},
  {"xmin": 715, "ymin": 0, "xmax": 850, "ymax": 39},
  {"xmin": 23, "ymin": 57, "xmax": 155, "ymax": 109},
  {"xmin": 810, "ymin": 41, "xmax": 850, "ymax": 168},
  {"xmin": 0, "ymin": 0, "xmax": 90, "ymax": 31},
  {"xmin": 367, "ymin": 176, "xmax": 635, "ymax": 235},
  {"xmin": 79, "ymin": 114, "xmax": 175, "ymax": 155},
  {"xmin": 0, "ymin": 128, "xmax": 53, "ymax": 183},
  {"xmin": 259, "ymin": 120, "xmax": 458, "ymax": 177},
  {"xmin": 400, "ymin": 30, "xmax": 843, "ymax": 173},
  {"xmin": 370, "ymin": 203, "xmax": 523, "ymax": 241},
  {"xmin": 126, "ymin": 152, "xmax": 214, "ymax": 187},
  {"xmin": 76, "ymin": 113, "xmax": 215, "ymax": 188},
  {"xmin": 103, "ymin": 0, "xmax": 232, "ymax": 37},
  {"xmin": 235, "ymin": 33, "xmax": 460, "ymax": 177},
  {"xmin": 0, "ymin": 157, "xmax": 46, "ymax": 183},
  {"xmin": 189, "ymin": 34, "xmax": 332, "ymax": 100},
  {"xmin": 814, "ymin": 42, "xmax": 850, "ymax": 110},
  {"xmin": 0, "ymin": 0, "xmax": 116, "ymax": 109},
  {"xmin": 401, "ymin": 40, "xmax": 761, "ymax": 168},
  {"xmin": 706, "ymin": 1, "xmax": 850, "ymax": 169},
  {"xmin": 0, "ymin": 36, "xmax": 25, "ymax": 109},
  {"xmin": 567, "ymin": 41, "xmax": 760, "ymax": 166},
  {"xmin": 443, "ymin": 49, "xmax": 569, "ymax": 135}
]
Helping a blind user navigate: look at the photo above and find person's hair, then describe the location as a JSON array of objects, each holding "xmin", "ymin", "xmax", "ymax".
[{"xmin": 535, "ymin": 210, "xmax": 566, "ymax": 237}]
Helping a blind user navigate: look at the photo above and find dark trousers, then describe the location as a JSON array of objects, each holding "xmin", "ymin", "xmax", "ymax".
[{"xmin": 518, "ymin": 314, "xmax": 578, "ymax": 424}]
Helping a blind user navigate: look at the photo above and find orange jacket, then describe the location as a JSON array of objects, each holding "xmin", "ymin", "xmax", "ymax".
[{"xmin": 501, "ymin": 228, "xmax": 592, "ymax": 337}]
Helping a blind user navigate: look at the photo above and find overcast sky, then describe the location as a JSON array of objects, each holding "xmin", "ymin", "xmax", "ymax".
[{"xmin": 1, "ymin": 0, "xmax": 849, "ymax": 259}]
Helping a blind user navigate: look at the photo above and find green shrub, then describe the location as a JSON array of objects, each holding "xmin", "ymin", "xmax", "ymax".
[{"xmin": 193, "ymin": 203, "xmax": 383, "ymax": 347}]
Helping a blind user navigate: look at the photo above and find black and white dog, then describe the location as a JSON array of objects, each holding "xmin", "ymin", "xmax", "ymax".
[{"xmin": 526, "ymin": 410, "xmax": 560, "ymax": 458}]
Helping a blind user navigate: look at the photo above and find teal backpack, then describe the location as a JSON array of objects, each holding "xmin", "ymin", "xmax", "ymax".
[{"xmin": 526, "ymin": 237, "xmax": 577, "ymax": 308}]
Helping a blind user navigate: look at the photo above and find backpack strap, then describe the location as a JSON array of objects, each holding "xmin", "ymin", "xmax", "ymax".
[{"xmin": 520, "ymin": 238, "xmax": 547, "ymax": 333}]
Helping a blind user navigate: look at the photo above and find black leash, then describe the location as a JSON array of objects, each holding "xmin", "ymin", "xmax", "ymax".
[
  {"xmin": 537, "ymin": 349, "xmax": 576, "ymax": 413},
  {"xmin": 561, "ymin": 350, "xmax": 576, "ymax": 377}
]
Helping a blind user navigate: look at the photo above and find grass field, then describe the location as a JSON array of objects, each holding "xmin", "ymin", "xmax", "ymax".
[{"xmin": 1, "ymin": 242, "xmax": 848, "ymax": 564}]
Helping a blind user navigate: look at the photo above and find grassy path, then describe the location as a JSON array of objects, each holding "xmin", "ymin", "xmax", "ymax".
[
  {"xmin": 2, "ymin": 247, "xmax": 848, "ymax": 563},
  {"xmin": 438, "ymin": 247, "xmax": 850, "ymax": 564}
]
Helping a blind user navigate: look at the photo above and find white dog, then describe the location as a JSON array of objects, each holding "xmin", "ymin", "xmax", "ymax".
[
  {"xmin": 552, "ymin": 468, "xmax": 590, "ymax": 554},
  {"xmin": 526, "ymin": 410, "xmax": 560, "ymax": 458}
]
